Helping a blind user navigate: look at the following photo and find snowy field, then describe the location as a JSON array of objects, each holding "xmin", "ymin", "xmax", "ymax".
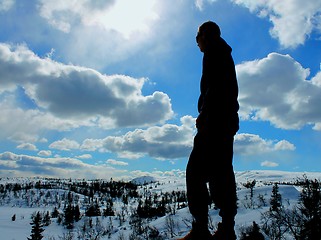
[{"xmin": 0, "ymin": 170, "xmax": 320, "ymax": 240}]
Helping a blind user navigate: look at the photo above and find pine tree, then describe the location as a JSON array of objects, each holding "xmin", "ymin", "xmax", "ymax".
[
  {"xmin": 42, "ymin": 211, "xmax": 51, "ymax": 226},
  {"xmin": 73, "ymin": 204, "xmax": 81, "ymax": 222},
  {"xmin": 243, "ymin": 180, "xmax": 256, "ymax": 208},
  {"xmin": 63, "ymin": 204, "xmax": 74, "ymax": 229},
  {"xmin": 240, "ymin": 221, "xmax": 265, "ymax": 240},
  {"xmin": 270, "ymin": 183, "xmax": 282, "ymax": 212},
  {"xmin": 103, "ymin": 198, "xmax": 115, "ymax": 217},
  {"xmin": 298, "ymin": 178, "xmax": 321, "ymax": 239},
  {"xmin": 85, "ymin": 201, "xmax": 101, "ymax": 217},
  {"xmin": 51, "ymin": 207, "xmax": 59, "ymax": 218},
  {"xmin": 28, "ymin": 212, "xmax": 44, "ymax": 240}
]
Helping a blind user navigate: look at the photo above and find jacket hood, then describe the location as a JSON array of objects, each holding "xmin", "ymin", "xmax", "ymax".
[{"xmin": 206, "ymin": 37, "xmax": 232, "ymax": 54}]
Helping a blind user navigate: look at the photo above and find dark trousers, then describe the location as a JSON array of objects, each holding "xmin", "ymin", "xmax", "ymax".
[{"xmin": 186, "ymin": 130, "xmax": 237, "ymax": 227}]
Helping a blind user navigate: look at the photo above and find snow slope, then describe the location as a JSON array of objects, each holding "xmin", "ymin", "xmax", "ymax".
[{"xmin": 0, "ymin": 170, "xmax": 320, "ymax": 240}]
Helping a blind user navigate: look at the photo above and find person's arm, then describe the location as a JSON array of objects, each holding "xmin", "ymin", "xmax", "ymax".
[{"xmin": 196, "ymin": 52, "xmax": 220, "ymax": 130}]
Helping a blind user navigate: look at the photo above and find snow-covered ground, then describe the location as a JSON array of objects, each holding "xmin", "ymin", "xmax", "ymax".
[{"xmin": 0, "ymin": 170, "xmax": 320, "ymax": 240}]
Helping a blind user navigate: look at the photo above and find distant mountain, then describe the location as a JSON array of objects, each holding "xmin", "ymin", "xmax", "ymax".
[{"xmin": 131, "ymin": 175, "xmax": 156, "ymax": 185}]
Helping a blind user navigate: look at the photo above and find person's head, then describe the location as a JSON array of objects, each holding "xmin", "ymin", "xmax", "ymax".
[{"xmin": 196, "ymin": 21, "xmax": 221, "ymax": 52}]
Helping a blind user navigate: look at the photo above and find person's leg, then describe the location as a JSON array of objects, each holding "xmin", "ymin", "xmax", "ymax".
[
  {"xmin": 209, "ymin": 135, "xmax": 237, "ymax": 238},
  {"xmin": 186, "ymin": 132, "xmax": 210, "ymax": 228}
]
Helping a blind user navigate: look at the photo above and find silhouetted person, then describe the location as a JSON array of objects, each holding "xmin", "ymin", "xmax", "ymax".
[{"xmin": 180, "ymin": 21, "xmax": 239, "ymax": 240}]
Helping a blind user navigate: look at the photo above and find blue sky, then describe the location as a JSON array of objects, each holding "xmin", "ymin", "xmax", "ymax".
[{"xmin": 0, "ymin": 0, "xmax": 321, "ymax": 180}]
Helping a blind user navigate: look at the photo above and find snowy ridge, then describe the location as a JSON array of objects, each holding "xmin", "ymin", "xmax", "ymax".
[
  {"xmin": 235, "ymin": 170, "xmax": 321, "ymax": 183},
  {"xmin": 0, "ymin": 170, "xmax": 320, "ymax": 239}
]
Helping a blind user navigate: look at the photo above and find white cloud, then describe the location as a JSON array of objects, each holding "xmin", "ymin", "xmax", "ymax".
[
  {"xmin": 106, "ymin": 159, "xmax": 128, "ymax": 166},
  {"xmin": 38, "ymin": 150, "xmax": 52, "ymax": 157},
  {"xmin": 0, "ymin": 43, "xmax": 174, "ymax": 134},
  {"xmin": 261, "ymin": 161, "xmax": 279, "ymax": 167},
  {"xmin": 16, "ymin": 143, "xmax": 38, "ymax": 151},
  {"xmin": 37, "ymin": 0, "xmax": 114, "ymax": 33},
  {"xmin": 37, "ymin": 0, "xmax": 159, "ymax": 38},
  {"xmin": 0, "ymin": 0, "xmax": 14, "ymax": 12},
  {"xmin": 232, "ymin": 0, "xmax": 321, "ymax": 48},
  {"xmin": 234, "ymin": 133, "xmax": 295, "ymax": 156},
  {"xmin": 0, "ymin": 100, "xmax": 91, "ymax": 142},
  {"xmin": 274, "ymin": 140, "xmax": 296, "ymax": 151},
  {"xmin": 80, "ymin": 139, "xmax": 104, "ymax": 152},
  {"xmin": 32, "ymin": 1, "xmax": 192, "ymax": 70},
  {"xmin": 76, "ymin": 154, "xmax": 92, "ymax": 159},
  {"xmin": 81, "ymin": 116, "xmax": 196, "ymax": 160},
  {"xmin": 0, "ymin": 151, "xmax": 127, "ymax": 179},
  {"xmin": 194, "ymin": 0, "xmax": 217, "ymax": 11},
  {"xmin": 237, "ymin": 52, "xmax": 321, "ymax": 130},
  {"xmin": 8, "ymin": 131, "xmax": 39, "ymax": 143},
  {"xmin": 79, "ymin": 116, "xmax": 296, "ymax": 161},
  {"xmin": 49, "ymin": 138, "xmax": 80, "ymax": 151}
]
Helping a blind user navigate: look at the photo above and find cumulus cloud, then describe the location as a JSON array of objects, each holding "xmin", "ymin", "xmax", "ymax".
[
  {"xmin": 106, "ymin": 159, "xmax": 128, "ymax": 166},
  {"xmin": 16, "ymin": 143, "xmax": 38, "ymax": 151},
  {"xmin": 38, "ymin": 150, "xmax": 52, "ymax": 157},
  {"xmin": 49, "ymin": 138, "xmax": 80, "ymax": 151},
  {"xmin": 81, "ymin": 116, "xmax": 196, "ymax": 160},
  {"xmin": 0, "ymin": 43, "xmax": 174, "ymax": 132},
  {"xmin": 261, "ymin": 161, "xmax": 279, "ymax": 167},
  {"xmin": 234, "ymin": 133, "xmax": 295, "ymax": 156},
  {"xmin": 78, "ymin": 116, "xmax": 296, "ymax": 161},
  {"xmin": 232, "ymin": 0, "xmax": 321, "ymax": 48},
  {"xmin": 237, "ymin": 52, "xmax": 321, "ymax": 130}
]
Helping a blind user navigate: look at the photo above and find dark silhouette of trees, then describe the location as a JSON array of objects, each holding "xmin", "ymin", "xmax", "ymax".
[
  {"xmin": 240, "ymin": 221, "xmax": 265, "ymax": 240},
  {"xmin": 270, "ymin": 183, "xmax": 282, "ymax": 212},
  {"xmin": 63, "ymin": 204, "xmax": 74, "ymax": 229},
  {"xmin": 243, "ymin": 180, "xmax": 256, "ymax": 208},
  {"xmin": 103, "ymin": 197, "xmax": 115, "ymax": 217},
  {"xmin": 42, "ymin": 211, "xmax": 51, "ymax": 226},
  {"xmin": 297, "ymin": 178, "xmax": 321, "ymax": 239},
  {"xmin": 28, "ymin": 212, "xmax": 44, "ymax": 240},
  {"xmin": 262, "ymin": 178, "xmax": 321, "ymax": 240},
  {"xmin": 51, "ymin": 207, "xmax": 59, "ymax": 218},
  {"xmin": 85, "ymin": 200, "xmax": 101, "ymax": 217}
]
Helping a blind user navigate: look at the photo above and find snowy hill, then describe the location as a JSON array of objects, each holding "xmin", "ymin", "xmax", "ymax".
[
  {"xmin": 0, "ymin": 170, "xmax": 320, "ymax": 239},
  {"xmin": 130, "ymin": 176, "xmax": 156, "ymax": 185}
]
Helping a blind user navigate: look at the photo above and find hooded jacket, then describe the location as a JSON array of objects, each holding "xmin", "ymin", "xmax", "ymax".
[{"xmin": 197, "ymin": 37, "xmax": 239, "ymax": 135}]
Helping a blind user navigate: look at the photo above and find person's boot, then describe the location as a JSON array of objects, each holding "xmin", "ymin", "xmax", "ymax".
[
  {"xmin": 177, "ymin": 221, "xmax": 213, "ymax": 240},
  {"xmin": 212, "ymin": 222, "xmax": 237, "ymax": 240}
]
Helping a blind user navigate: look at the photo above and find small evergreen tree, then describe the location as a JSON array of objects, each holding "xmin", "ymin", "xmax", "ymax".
[
  {"xmin": 73, "ymin": 204, "xmax": 81, "ymax": 222},
  {"xmin": 240, "ymin": 221, "xmax": 265, "ymax": 240},
  {"xmin": 85, "ymin": 201, "xmax": 101, "ymax": 217},
  {"xmin": 28, "ymin": 212, "xmax": 44, "ymax": 240},
  {"xmin": 103, "ymin": 198, "xmax": 115, "ymax": 217},
  {"xmin": 42, "ymin": 211, "xmax": 51, "ymax": 226},
  {"xmin": 63, "ymin": 204, "xmax": 74, "ymax": 229},
  {"xmin": 270, "ymin": 183, "xmax": 282, "ymax": 212},
  {"xmin": 51, "ymin": 207, "xmax": 59, "ymax": 218},
  {"xmin": 243, "ymin": 180, "xmax": 256, "ymax": 208},
  {"xmin": 298, "ymin": 178, "xmax": 321, "ymax": 239}
]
